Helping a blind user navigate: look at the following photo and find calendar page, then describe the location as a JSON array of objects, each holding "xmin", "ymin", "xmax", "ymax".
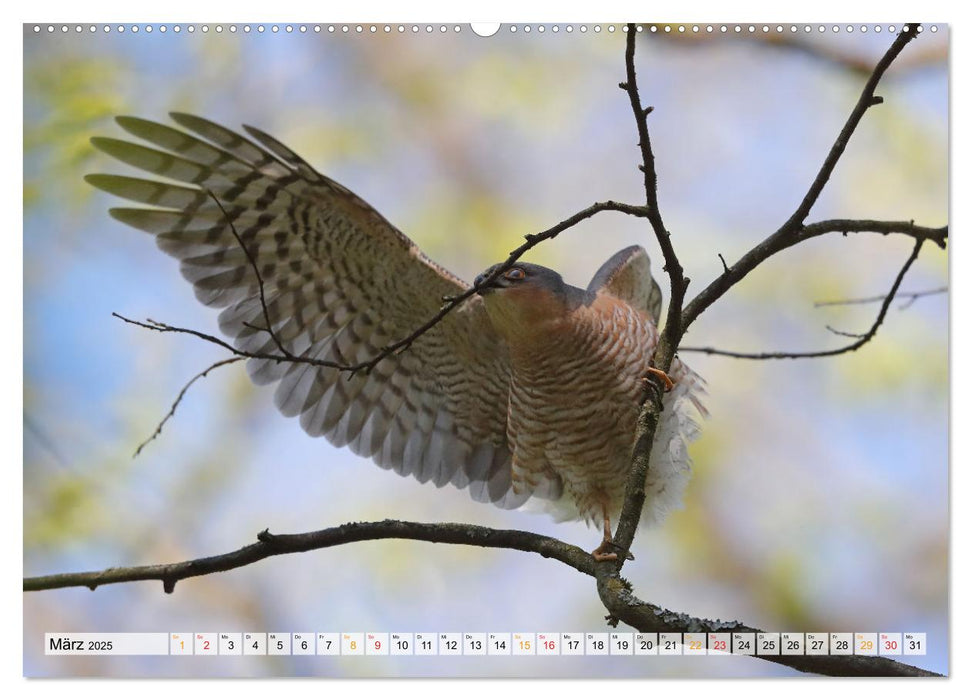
[{"xmin": 22, "ymin": 15, "xmax": 949, "ymax": 679}]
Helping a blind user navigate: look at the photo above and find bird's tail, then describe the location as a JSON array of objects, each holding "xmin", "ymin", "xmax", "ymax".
[{"xmin": 638, "ymin": 363, "xmax": 707, "ymax": 528}]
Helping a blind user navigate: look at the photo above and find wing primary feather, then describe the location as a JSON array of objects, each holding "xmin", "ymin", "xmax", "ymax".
[{"xmin": 90, "ymin": 115, "xmax": 520, "ymax": 512}]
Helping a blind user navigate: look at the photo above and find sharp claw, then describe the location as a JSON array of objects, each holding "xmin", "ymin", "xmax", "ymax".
[
  {"xmin": 592, "ymin": 550, "xmax": 619, "ymax": 562},
  {"xmin": 644, "ymin": 367, "xmax": 675, "ymax": 392},
  {"xmin": 592, "ymin": 539, "xmax": 634, "ymax": 562}
]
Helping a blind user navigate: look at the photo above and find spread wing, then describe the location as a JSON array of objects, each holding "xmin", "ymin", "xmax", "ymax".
[
  {"xmin": 87, "ymin": 113, "xmax": 529, "ymax": 508},
  {"xmin": 587, "ymin": 245, "xmax": 663, "ymax": 323}
]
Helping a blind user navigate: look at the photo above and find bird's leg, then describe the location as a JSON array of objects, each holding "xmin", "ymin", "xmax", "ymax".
[
  {"xmin": 591, "ymin": 510, "xmax": 618, "ymax": 562},
  {"xmin": 643, "ymin": 367, "xmax": 674, "ymax": 392},
  {"xmin": 591, "ymin": 507, "xmax": 634, "ymax": 561}
]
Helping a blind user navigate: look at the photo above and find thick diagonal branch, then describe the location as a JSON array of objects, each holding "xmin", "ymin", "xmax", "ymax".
[
  {"xmin": 24, "ymin": 520, "xmax": 596, "ymax": 593},
  {"xmin": 682, "ymin": 24, "xmax": 927, "ymax": 331},
  {"xmin": 596, "ymin": 575, "xmax": 939, "ymax": 677},
  {"xmin": 23, "ymin": 519, "xmax": 938, "ymax": 676}
]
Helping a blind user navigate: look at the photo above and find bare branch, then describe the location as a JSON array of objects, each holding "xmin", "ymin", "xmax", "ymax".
[
  {"xmin": 680, "ymin": 239, "xmax": 923, "ymax": 360},
  {"xmin": 609, "ymin": 25, "xmax": 692, "ymax": 562},
  {"xmin": 595, "ymin": 572, "xmax": 940, "ymax": 677},
  {"xmin": 652, "ymin": 25, "xmax": 946, "ymax": 80},
  {"xmin": 622, "ymin": 23, "xmax": 688, "ymax": 340},
  {"xmin": 24, "ymin": 519, "xmax": 595, "ymax": 593},
  {"xmin": 798, "ymin": 219, "xmax": 947, "ymax": 249},
  {"xmin": 753, "ymin": 29, "xmax": 945, "ymax": 79},
  {"xmin": 824, "ymin": 325, "xmax": 867, "ymax": 339},
  {"xmin": 682, "ymin": 25, "xmax": 929, "ymax": 331},
  {"xmin": 22, "ymin": 519, "xmax": 938, "ymax": 677},
  {"xmin": 612, "ymin": 25, "xmax": 933, "ymax": 562},
  {"xmin": 815, "ymin": 286, "xmax": 947, "ymax": 308},
  {"xmin": 346, "ymin": 200, "xmax": 649, "ymax": 374},
  {"xmin": 783, "ymin": 26, "xmax": 922, "ymax": 236},
  {"xmin": 133, "ymin": 357, "xmax": 243, "ymax": 457}
]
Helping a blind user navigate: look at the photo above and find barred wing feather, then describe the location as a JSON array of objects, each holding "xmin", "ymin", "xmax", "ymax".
[{"xmin": 87, "ymin": 114, "xmax": 528, "ymax": 508}]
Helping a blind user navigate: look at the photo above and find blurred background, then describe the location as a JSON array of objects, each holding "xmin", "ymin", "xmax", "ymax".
[{"xmin": 23, "ymin": 23, "xmax": 948, "ymax": 677}]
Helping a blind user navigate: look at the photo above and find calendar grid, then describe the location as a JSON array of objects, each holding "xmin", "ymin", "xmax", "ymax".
[{"xmin": 44, "ymin": 632, "xmax": 927, "ymax": 657}]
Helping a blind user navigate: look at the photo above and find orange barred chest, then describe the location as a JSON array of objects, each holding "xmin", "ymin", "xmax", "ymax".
[{"xmin": 504, "ymin": 297, "xmax": 658, "ymax": 511}]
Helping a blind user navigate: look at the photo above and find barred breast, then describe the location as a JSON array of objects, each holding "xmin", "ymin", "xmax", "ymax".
[{"xmin": 506, "ymin": 294, "xmax": 658, "ymax": 526}]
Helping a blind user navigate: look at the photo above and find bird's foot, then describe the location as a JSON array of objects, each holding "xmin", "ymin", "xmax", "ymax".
[
  {"xmin": 643, "ymin": 367, "xmax": 674, "ymax": 392},
  {"xmin": 591, "ymin": 538, "xmax": 635, "ymax": 562},
  {"xmin": 591, "ymin": 540, "xmax": 618, "ymax": 562}
]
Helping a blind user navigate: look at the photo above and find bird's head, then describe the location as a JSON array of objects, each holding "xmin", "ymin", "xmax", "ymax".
[{"xmin": 474, "ymin": 262, "xmax": 580, "ymax": 339}]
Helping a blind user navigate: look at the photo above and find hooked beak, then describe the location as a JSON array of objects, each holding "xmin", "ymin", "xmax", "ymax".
[{"xmin": 474, "ymin": 270, "xmax": 499, "ymax": 295}]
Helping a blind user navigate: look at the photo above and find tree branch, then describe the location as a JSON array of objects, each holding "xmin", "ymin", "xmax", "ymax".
[
  {"xmin": 595, "ymin": 575, "xmax": 940, "ymax": 677},
  {"xmin": 681, "ymin": 24, "xmax": 928, "ymax": 331},
  {"xmin": 654, "ymin": 25, "xmax": 946, "ymax": 80},
  {"xmin": 114, "ymin": 199, "xmax": 650, "ymax": 378},
  {"xmin": 23, "ymin": 520, "xmax": 596, "ymax": 593},
  {"xmin": 349, "ymin": 199, "xmax": 649, "ymax": 375},
  {"xmin": 621, "ymin": 23, "xmax": 687, "ymax": 344},
  {"xmin": 610, "ymin": 24, "xmax": 935, "ymax": 576},
  {"xmin": 610, "ymin": 25, "xmax": 691, "ymax": 562},
  {"xmin": 814, "ymin": 286, "xmax": 947, "ymax": 309},
  {"xmin": 798, "ymin": 219, "xmax": 946, "ymax": 249},
  {"xmin": 133, "ymin": 357, "xmax": 243, "ymax": 457},
  {"xmin": 754, "ymin": 29, "xmax": 945, "ymax": 80},
  {"xmin": 680, "ymin": 239, "xmax": 924, "ymax": 359},
  {"xmin": 22, "ymin": 519, "xmax": 938, "ymax": 676}
]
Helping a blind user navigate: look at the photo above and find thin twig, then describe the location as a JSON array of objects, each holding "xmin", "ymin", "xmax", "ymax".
[
  {"xmin": 814, "ymin": 286, "xmax": 947, "ymax": 308},
  {"xmin": 680, "ymin": 240, "xmax": 923, "ymax": 360},
  {"xmin": 24, "ymin": 520, "xmax": 596, "ymax": 592},
  {"xmin": 115, "ymin": 200, "xmax": 650, "ymax": 377},
  {"xmin": 824, "ymin": 325, "xmax": 867, "ymax": 339},
  {"xmin": 346, "ymin": 199, "xmax": 649, "ymax": 374},
  {"xmin": 207, "ymin": 190, "xmax": 295, "ymax": 360},
  {"xmin": 133, "ymin": 357, "xmax": 244, "ymax": 457}
]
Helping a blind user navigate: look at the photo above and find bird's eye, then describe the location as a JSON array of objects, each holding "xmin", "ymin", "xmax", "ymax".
[{"xmin": 504, "ymin": 268, "xmax": 526, "ymax": 281}]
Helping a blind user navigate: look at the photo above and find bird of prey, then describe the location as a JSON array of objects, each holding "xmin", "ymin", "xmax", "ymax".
[{"xmin": 87, "ymin": 114, "xmax": 706, "ymax": 560}]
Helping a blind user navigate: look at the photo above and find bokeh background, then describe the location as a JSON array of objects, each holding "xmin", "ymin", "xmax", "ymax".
[{"xmin": 23, "ymin": 22, "xmax": 948, "ymax": 677}]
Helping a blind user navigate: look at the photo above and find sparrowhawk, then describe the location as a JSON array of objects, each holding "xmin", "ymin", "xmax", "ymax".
[{"xmin": 87, "ymin": 114, "xmax": 706, "ymax": 560}]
